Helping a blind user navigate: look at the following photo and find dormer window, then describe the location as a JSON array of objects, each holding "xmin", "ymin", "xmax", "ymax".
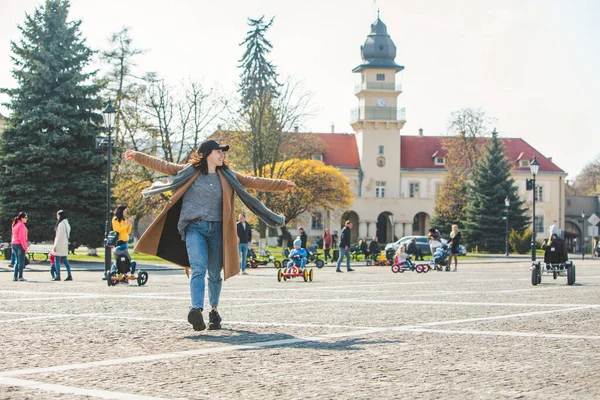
[
  {"xmin": 519, "ymin": 160, "xmax": 530, "ymax": 168},
  {"xmin": 312, "ymin": 154, "xmax": 323, "ymax": 162},
  {"xmin": 376, "ymin": 74, "xmax": 385, "ymax": 81},
  {"xmin": 434, "ymin": 157, "xmax": 445, "ymax": 165}
]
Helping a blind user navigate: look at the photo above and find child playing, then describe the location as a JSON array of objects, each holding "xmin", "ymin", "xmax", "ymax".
[
  {"xmin": 111, "ymin": 240, "xmax": 137, "ymax": 281},
  {"xmin": 49, "ymin": 253, "xmax": 57, "ymax": 280},
  {"xmin": 287, "ymin": 238, "xmax": 308, "ymax": 269},
  {"xmin": 394, "ymin": 245, "xmax": 408, "ymax": 267}
]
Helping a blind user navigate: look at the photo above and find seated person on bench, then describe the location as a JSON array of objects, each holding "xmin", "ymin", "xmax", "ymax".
[
  {"xmin": 542, "ymin": 225, "xmax": 568, "ymax": 268},
  {"xmin": 406, "ymin": 237, "xmax": 424, "ymax": 261},
  {"xmin": 111, "ymin": 240, "xmax": 137, "ymax": 276},
  {"xmin": 369, "ymin": 236, "xmax": 380, "ymax": 260},
  {"xmin": 287, "ymin": 238, "xmax": 307, "ymax": 269}
]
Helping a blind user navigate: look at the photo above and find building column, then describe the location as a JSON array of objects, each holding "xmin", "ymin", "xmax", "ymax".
[
  {"xmin": 394, "ymin": 222, "xmax": 403, "ymax": 241},
  {"xmin": 358, "ymin": 221, "xmax": 367, "ymax": 239}
]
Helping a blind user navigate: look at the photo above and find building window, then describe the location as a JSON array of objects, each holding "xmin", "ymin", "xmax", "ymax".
[
  {"xmin": 435, "ymin": 183, "xmax": 441, "ymax": 197},
  {"xmin": 535, "ymin": 185, "xmax": 543, "ymax": 202},
  {"xmin": 535, "ymin": 216, "xmax": 544, "ymax": 233},
  {"xmin": 378, "ymin": 145, "xmax": 384, "ymax": 155},
  {"xmin": 311, "ymin": 212, "xmax": 323, "ymax": 230},
  {"xmin": 311, "ymin": 154, "xmax": 323, "ymax": 162},
  {"xmin": 434, "ymin": 157, "xmax": 445, "ymax": 165},
  {"xmin": 375, "ymin": 181, "xmax": 386, "ymax": 198},
  {"xmin": 520, "ymin": 160, "xmax": 530, "ymax": 168},
  {"xmin": 409, "ymin": 182, "xmax": 420, "ymax": 198},
  {"xmin": 376, "ymin": 73, "xmax": 385, "ymax": 81}
]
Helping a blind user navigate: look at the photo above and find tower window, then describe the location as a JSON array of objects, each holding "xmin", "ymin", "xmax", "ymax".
[
  {"xmin": 376, "ymin": 74, "xmax": 385, "ymax": 81},
  {"xmin": 409, "ymin": 183, "xmax": 420, "ymax": 198},
  {"xmin": 375, "ymin": 181, "xmax": 386, "ymax": 198},
  {"xmin": 378, "ymin": 145, "xmax": 384, "ymax": 155}
]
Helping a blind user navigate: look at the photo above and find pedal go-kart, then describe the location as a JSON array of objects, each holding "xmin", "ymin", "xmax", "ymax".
[
  {"xmin": 247, "ymin": 248, "xmax": 283, "ymax": 269},
  {"xmin": 107, "ymin": 250, "xmax": 148, "ymax": 286},
  {"xmin": 391, "ymin": 255, "xmax": 430, "ymax": 274},
  {"xmin": 277, "ymin": 265, "xmax": 314, "ymax": 282},
  {"xmin": 282, "ymin": 248, "xmax": 325, "ymax": 269},
  {"xmin": 531, "ymin": 261, "xmax": 575, "ymax": 286},
  {"xmin": 368, "ymin": 252, "xmax": 392, "ymax": 266}
]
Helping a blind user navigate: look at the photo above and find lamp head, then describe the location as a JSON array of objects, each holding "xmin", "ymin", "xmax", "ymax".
[
  {"xmin": 505, "ymin": 197, "xmax": 510, "ymax": 207},
  {"xmin": 530, "ymin": 156, "xmax": 540, "ymax": 175},
  {"xmin": 103, "ymin": 100, "xmax": 116, "ymax": 129}
]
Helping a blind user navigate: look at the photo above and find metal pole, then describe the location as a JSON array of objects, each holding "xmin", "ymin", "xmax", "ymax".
[
  {"xmin": 581, "ymin": 218, "xmax": 585, "ymax": 261},
  {"xmin": 531, "ymin": 175, "xmax": 536, "ymax": 261},
  {"xmin": 104, "ymin": 127, "xmax": 112, "ymax": 275},
  {"xmin": 505, "ymin": 204, "xmax": 509, "ymax": 257}
]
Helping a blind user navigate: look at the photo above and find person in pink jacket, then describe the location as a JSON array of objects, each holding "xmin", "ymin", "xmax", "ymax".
[{"xmin": 11, "ymin": 212, "xmax": 28, "ymax": 281}]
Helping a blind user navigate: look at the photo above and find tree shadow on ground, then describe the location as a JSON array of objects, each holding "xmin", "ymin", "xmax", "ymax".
[{"xmin": 185, "ymin": 328, "xmax": 403, "ymax": 351}]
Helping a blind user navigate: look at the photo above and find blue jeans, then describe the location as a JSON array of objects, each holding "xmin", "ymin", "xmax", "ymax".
[
  {"xmin": 55, "ymin": 256, "xmax": 72, "ymax": 279},
  {"xmin": 185, "ymin": 220, "xmax": 223, "ymax": 310},
  {"xmin": 238, "ymin": 242, "xmax": 248, "ymax": 272},
  {"xmin": 287, "ymin": 257, "xmax": 306, "ymax": 269},
  {"xmin": 11, "ymin": 244, "xmax": 25, "ymax": 279},
  {"xmin": 10, "ymin": 250, "xmax": 16, "ymax": 266},
  {"xmin": 337, "ymin": 248, "xmax": 351, "ymax": 270}
]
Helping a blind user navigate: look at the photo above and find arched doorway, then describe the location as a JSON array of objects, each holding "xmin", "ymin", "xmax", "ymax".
[
  {"xmin": 564, "ymin": 220, "xmax": 583, "ymax": 252},
  {"xmin": 412, "ymin": 212, "xmax": 429, "ymax": 236},
  {"xmin": 376, "ymin": 212, "xmax": 395, "ymax": 244},
  {"xmin": 341, "ymin": 211, "xmax": 359, "ymax": 241}
]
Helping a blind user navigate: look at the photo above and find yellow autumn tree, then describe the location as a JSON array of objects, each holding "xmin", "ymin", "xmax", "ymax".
[{"xmin": 245, "ymin": 158, "xmax": 353, "ymax": 246}]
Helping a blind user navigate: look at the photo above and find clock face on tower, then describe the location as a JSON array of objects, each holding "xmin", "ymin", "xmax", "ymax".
[{"xmin": 376, "ymin": 97, "xmax": 387, "ymax": 108}]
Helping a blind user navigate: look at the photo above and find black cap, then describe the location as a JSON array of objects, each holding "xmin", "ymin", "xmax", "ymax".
[{"xmin": 197, "ymin": 140, "xmax": 229, "ymax": 156}]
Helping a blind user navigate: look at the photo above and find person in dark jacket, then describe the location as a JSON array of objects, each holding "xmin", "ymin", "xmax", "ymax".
[
  {"xmin": 336, "ymin": 221, "xmax": 354, "ymax": 272},
  {"xmin": 236, "ymin": 213, "xmax": 252, "ymax": 275},
  {"xmin": 298, "ymin": 227, "xmax": 308, "ymax": 249},
  {"xmin": 368, "ymin": 236, "xmax": 380, "ymax": 260},
  {"xmin": 406, "ymin": 237, "xmax": 424, "ymax": 261},
  {"xmin": 359, "ymin": 237, "xmax": 369, "ymax": 258},
  {"xmin": 448, "ymin": 224, "xmax": 461, "ymax": 271}
]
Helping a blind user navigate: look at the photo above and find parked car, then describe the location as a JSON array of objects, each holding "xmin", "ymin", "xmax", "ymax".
[{"xmin": 385, "ymin": 236, "xmax": 467, "ymax": 256}]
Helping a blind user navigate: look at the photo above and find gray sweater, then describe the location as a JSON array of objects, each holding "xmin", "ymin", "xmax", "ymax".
[{"xmin": 178, "ymin": 172, "xmax": 223, "ymax": 233}]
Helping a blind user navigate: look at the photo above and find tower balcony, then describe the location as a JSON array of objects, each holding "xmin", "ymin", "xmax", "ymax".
[
  {"xmin": 354, "ymin": 82, "xmax": 402, "ymax": 93},
  {"xmin": 350, "ymin": 107, "xmax": 406, "ymax": 123}
]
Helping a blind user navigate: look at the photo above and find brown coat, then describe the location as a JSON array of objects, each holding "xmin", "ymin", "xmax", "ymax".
[{"xmin": 131, "ymin": 151, "xmax": 289, "ymax": 280}]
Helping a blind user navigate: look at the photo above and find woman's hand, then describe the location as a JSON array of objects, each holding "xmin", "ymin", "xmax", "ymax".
[
  {"xmin": 127, "ymin": 217, "xmax": 134, "ymax": 225},
  {"xmin": 285, "ymin": 180, "xmax": 296, "ymax": 191},
  {"xmin": 124, "ymin": 150, "xmax": 136, "ymax": 161}
]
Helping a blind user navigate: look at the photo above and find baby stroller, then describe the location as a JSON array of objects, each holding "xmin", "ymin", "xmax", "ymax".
[
  {"xmin": 430, "ymin": 244, "xmax": 451, "ymax": 271},
  {"xmin": 107, "ymin": 240, "xmax": 148, "ymax": 286}
]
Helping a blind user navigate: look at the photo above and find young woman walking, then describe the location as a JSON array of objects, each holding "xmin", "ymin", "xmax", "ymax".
[
  {"xmin": 52, "ymin": 210, "xmax": 73, "ymax": 281},
  {"xmin": 11, "ymin": 212, "xmax": 28, "ymax": 282},
  {"xmin": 125, "ymin": 139, "xmax": 295, "ymax": 331}
]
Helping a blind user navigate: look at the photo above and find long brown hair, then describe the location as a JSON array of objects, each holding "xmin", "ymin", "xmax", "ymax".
[
  {"xmin": 189, "ymin": 152, "xmax": 229, "ymax": 175},
  {"xmin": 12, "ymin": 212, "xmax": 27, "ymax": 227}
]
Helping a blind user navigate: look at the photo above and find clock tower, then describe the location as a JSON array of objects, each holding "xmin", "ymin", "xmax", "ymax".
[{"xmin": 351, "ymin": 16, "xmax": 405, "ymax": 199}]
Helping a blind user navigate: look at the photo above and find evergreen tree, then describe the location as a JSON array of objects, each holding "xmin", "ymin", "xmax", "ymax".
[
  {"xmin": 0, "ymin": 0, "xmax": 105, "ymax": 247},
  {"xmin": 462, "ymin": 130, "xmax": 529, "ymax": 252}
]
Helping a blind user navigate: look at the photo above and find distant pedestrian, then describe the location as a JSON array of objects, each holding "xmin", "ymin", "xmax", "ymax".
[
  {"xmin": 322, "ymin": 229, "xmax": 333, "ymax": 262},
  {"xmin": 332, "ymin": 230, "xmax": 339, "ymax": 249},
  {"xmin": 336, "ymin": 221, "xmax": 354, "ymax": 272},
  {"xmin": 236, "ymin": 213, "xmax": 252, "ymax": 275},
  {"xmin": 11, "ymin": 212, "xmax": 28, "ymax": 282},
  {"xmin": 428, "ymin": 227, "xmax": 442, "ymax": 257},
  {"xmin": 447, "ymin": 224, "xmax": 461, "ymax": 272},
  {"xmin": 52, "ymin": 210, "xmax": 73, "ymax": 281},
  {"xmin": 359, "ymin": 237, "xmax": 369, "ymax": 258},
  {"xmin": 298, "ymin": 227, "xmax": 307, "ymax": 249}
]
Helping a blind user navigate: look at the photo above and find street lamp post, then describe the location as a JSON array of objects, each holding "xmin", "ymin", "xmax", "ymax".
[
  {"xmin": 103, "ymin": 100, "xmax": 116, "ymax": 276},
  {"xmin": 505, "ymin": 197, "xmax": 510, "ymax": 257},
  {"xmin": 581, "ymin": 211, "xmax": 586, "ymax": 261},
  {"xmin": 529, "ymin": 156, "xmax": 540, "ymax": 261}
]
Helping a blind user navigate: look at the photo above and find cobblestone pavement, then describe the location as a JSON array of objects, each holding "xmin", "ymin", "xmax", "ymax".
[{"xmin": 1, "ymin": 258, "xmax": 599, "ymax": 399}]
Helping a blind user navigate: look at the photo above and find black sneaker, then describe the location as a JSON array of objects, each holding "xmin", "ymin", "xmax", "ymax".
[
  {"xmin": 336, "ymin": 269, "xmax": 343, "ymax": 273},
  {"xmin": 188, "ymin": 307, "xmax": 206, "ymax": 331},
  {"xmin": 347, "ymin": 268, "xmax": 355, "ymax": 272},
  {"xmin": 208, "ymin": 310, "xmax": 222, "ymax": 330},
  {"xmin": 52, "ymin": 277, "xmax": 61, "ymax": 281},
  {"xmin": 65, "ymin": 276, "xmax": 73, "ymax": 281}
]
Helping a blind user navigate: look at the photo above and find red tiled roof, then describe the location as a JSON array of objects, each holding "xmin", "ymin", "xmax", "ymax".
[
  {"xmin": 312, "ymin": 133, "xmax": 360, "ymax": 168},
  {"xmin": 400, "ymin": 135, "xmax": 564, "ymax": 173}
]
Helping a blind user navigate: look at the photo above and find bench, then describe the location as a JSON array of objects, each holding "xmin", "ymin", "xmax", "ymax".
[{"xmin": 27, "ymin": 246, "xmax": 52, "ymax": 262}]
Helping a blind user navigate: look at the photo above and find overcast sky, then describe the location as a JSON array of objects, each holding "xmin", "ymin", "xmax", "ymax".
[{"xmin": 1, "ymin": 0, "xmax": 598, "ymax": 178}]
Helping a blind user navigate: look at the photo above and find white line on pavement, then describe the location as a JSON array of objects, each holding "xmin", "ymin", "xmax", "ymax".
[
  {"xmin": 398, "ymin": 327, "xmax": 600, "ymax": 340},
  {"xmin": 0, "ymin": 327, "xmax": 390, "ymax": 378},
  {"xmin": 0, "ymin": 377, "xmax": 171, "ymax": 400}
]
